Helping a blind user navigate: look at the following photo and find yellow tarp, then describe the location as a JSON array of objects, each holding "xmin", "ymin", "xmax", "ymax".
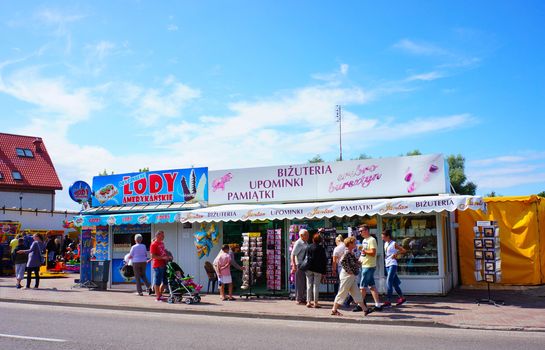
[{"xmin": 458, "ymin": 195, "xmax": 545, "ymax": 285}]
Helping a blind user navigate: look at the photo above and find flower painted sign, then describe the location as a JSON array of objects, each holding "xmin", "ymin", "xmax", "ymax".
[
  {"xmin": 91, "ymin": 167, "xmax": 208, "ymax": 207},
  {"xmin": 209, "ymin": 154, "xmax": 449, "ymax": 204}
]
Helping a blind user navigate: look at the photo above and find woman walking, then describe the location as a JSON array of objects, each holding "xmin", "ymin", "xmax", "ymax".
[
  {"xmin": 305, "ymin": 233, "xmax": 327, "ymax": 308},
  {"xmin": 17, "ymin": 233, "xmax": 45, "ymax": 289},
  {"xmin": 128, "ymin": 234, "xmax": 151, "ymax": 296},
  {"xmin": 382, "ymin": 229, "xmax": 407, "ymax": 307},
  {"xmin": 331, "ymin": 237, "xmax": 372, "ymax": 316}
]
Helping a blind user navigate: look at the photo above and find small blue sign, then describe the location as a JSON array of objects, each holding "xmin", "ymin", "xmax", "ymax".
[{"xmin": 69, "ymin": 181, "xmax": 92, "ymax": 203}]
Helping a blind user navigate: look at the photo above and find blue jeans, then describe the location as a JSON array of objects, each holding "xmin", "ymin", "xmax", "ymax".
[
  {"xmin": 153, "ymin": 267, "xmax": 167, "ymax": 286},
  {"xmin": 386, "ymin": 265, "xmax": 403, "ymax": 301}
]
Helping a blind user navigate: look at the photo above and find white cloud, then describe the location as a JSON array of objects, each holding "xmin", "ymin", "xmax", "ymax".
[
  {"xmin": 86, "ymin": 41, "xmax": 116, "ymax": 60},
  {"xmin": 167, "ymin": 24, "xmax": 178, "ymax": 32},
  {"xmin": 119, "ymin": 78, "xmax": 200, "ymax": 126},
  {"xmin": 0, "ymin": 66, "xmax": 102, "ymax": 121},
  {"xmin": 406, "ymin": 71, "xmax": 444, "ymax": 82},
  {"xmin": 392, "ymin": 39, "xmax": 448, "ymax": 56},
  {"xmin": 467, "ymin": 152, "xmax": 545, "ymax": 190},
  {"xmin": 34, "ymin": 8, "xmax": 85, "ymax": 54},
  {"xmin": 312, "ymin": 63, "xmax": 350, "ymax": 83}
]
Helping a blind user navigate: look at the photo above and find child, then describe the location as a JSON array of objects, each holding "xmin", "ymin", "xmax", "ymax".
[{"xmin": 12, "ymin": 238, "xmax": 28, "ymax": 289}]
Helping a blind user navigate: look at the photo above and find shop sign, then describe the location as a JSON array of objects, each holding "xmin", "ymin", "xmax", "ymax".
[
  {"xmin": 91, "ymin": 167, "xmax": 208, "ymax": 207},
  {"xmin": 180, "ymin": 195, "xmax": 486, "ymax": 223},
  {"xmin": 69, "ymin": 181, "xmax": 92, "ymax": 203},
  {"xmin": 77, "ymin": 212, "xmax": 181, "ymax": 227},
  {"xmin": 209, "ymin": 154, "xmax": 449, "ymax": 205}
]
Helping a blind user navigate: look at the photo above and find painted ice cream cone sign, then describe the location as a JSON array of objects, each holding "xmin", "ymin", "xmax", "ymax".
[{"xmin": 91, "ymin": 167, "xmax": 208, "ymax": 207}]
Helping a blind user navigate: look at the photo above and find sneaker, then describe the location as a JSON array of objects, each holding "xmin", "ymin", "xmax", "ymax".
[
  {"xmin": 396, "ymin": 297, "xmax": 407, "ymax": 306},
  {"xmin": 16, "ymin": 285, "xmax": 21, "ymax": 289},
  {"xmin": 352, "ymin": 305, "xmax": 363, "ymax": 312},
  {"xmin": 382, "ymin": 301, "xmax": 392, "ymax": 307},
  {"xmin": 148, "ymin": 288, "xmax": 154, "ymax": 296},
  {"xmin": 138, "ymin": 292, "xmax": 143, "ymax": 296},
  {"xmin": 364, "ymin": 307, "xmax": 374, "ymax": 316},
  {"xmin": 374, "ymin": 305, "xmax": 383, "ymax": 312}
]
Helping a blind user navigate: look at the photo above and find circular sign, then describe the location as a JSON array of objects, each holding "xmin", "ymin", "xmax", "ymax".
[{"xmin": 69, "ymin": 181, "xmax": 92, "ymax": 203}]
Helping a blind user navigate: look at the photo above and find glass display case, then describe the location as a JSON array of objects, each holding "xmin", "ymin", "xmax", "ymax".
[{"xmin": 382, "ymin": 215, "xmax": 438, "ymax": 276}]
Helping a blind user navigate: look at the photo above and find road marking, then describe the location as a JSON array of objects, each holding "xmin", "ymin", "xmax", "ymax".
[{"xmin": 0, "ymin": 333, "xmax": 67, "ymax": 342}]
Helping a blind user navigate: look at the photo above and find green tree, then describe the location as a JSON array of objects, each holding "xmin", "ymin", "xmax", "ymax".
[
  {"xmin": 537, "ymin": 191, "xmax": 545, "ymax": 197},
  {"xmin": 138, "ymin": 167, "xmax": 149, "ymax": 172},
  {"xmin": 405, "ymin": 149, "xmax": 422, "ymax": 156},
  {"xmin": 308, "ymin": 155, "xmax": 324, "ymax": 163},
  {"xmin": 448, "ymin": 154, "xmax": 477, "ymax": 195},
  {"xmin": 486, "ymin": 191, "xmax": 499, "ymax": 197},
  {"xmin": 98, "ymin": 169, "xmax": 114, "ymax": 176},
  {"xmin": 352, "ymin": 153, "xmax": 372, "ymax": 160}
]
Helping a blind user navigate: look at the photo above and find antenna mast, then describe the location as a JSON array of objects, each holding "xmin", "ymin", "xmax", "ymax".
[{"xmin": 336, "ymin": 105, "xmax": 343, "ymax": 161}]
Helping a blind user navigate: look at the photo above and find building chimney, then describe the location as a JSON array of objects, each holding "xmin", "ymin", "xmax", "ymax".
[{"xmin": 33, "ymin": 138, "xmax": 43, "ymax": 152}]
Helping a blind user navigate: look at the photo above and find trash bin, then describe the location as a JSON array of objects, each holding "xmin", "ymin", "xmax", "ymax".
[{"xmin": 91, "ymin": 260, "xmax": 110, "ymax": 290}]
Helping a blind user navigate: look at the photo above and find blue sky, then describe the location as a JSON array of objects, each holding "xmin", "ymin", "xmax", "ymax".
[{"xmin": 0, "ymin": 1, "xmax": 544, "ymax": 210}]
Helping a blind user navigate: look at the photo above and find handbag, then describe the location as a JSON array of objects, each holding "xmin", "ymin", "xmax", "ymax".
[{"xmin": 121, "ymin": 264, "xmax": 135, "ymax": 278}]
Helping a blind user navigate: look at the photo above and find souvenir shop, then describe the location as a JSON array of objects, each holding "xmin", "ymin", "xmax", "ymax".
[
  {"xmin": 77, "ymin": 155, "xmax": 485, "ymax": 295},
  {"xmin": 175, "ymin": 154, "xmax": 485, "ymax": 295}
]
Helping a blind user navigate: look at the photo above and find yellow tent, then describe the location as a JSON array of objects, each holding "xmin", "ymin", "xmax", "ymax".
[{"xmin": 457, "ymin": 195, "xmax": 545, "ymax": 285}]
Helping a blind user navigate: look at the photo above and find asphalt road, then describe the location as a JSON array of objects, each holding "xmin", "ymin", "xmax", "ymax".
[{"xmin": 1, "ymin": 302, "xmax": 544, "ymax": 350}]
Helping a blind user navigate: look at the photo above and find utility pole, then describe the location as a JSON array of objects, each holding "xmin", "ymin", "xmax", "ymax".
[{"xmin": 336, "ymin": 105, "xmax": 343, "ymax": 161}]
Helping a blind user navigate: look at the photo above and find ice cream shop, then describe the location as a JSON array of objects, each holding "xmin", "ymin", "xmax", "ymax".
[{"xmin": 76, "ymin": 154, "xmax": 485, "ymax": 295}]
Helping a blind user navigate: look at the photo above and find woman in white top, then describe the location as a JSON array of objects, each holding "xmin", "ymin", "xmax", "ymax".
[
  {"xmin": 382, "ymin": 229, "xmax": 407, "ymax": 307},
  {"xmin": 128, "ymin": 234, "xmax": 151, "ymax": 296},
  {"xmin": 331, "ymin": 235, "xmax": 345, "ymax": 294}
]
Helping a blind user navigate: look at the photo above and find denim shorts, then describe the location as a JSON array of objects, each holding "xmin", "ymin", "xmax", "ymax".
[
  {"xmin": 360, "ymin": 267, "xmax": 376, "ymax": 288},
  {"xmin": 153, "ymin": 267, "xmax": 167, "ymax": 286}
]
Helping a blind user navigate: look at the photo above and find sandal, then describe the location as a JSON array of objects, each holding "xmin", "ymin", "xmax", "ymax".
[
  {"xmin": 228, "ymin": 297, "xmax": 236, "ymax": 301},
  {"xmin": 306, "ymin": 303, "xmax": 313, "ymax": 308},
  {"xmin": 331, "ymin": 310, "xmax": 343, "ymax": 316},
  {"xmin": 313, "ymin": 304, "xmax": 322, "ymax": 309}
]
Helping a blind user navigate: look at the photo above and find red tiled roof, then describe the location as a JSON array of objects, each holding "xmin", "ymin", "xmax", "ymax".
[{"xmin": 0, "ymin": 132, "xmax": 62, "ymax": 191}]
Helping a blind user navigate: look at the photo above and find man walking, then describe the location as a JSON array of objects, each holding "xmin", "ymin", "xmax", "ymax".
[
  {"xmin": 150, "ymin": 231, "xmax": 169, "ymax": 302},
  {"xmin": 358, "ymin": 224, "xmax": 382, "ymax": 311},
  {"xmin": 290, "ymin": 229, "xmax": 309, "ymax": 305}
]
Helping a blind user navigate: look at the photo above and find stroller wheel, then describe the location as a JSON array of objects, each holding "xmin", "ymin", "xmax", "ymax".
[
  {"xmin": 167, "ymin": 298, "xmax": 174, "ymax": 304},
  {"xmin": 184, "ymin": 298, "xmax": 193, "ymax": 305},
  {"xmin": 193, "ymin": 295, "xmax": 201, "ymax": 303}
]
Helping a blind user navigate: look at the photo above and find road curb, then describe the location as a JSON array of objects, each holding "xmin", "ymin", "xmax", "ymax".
[{"xmin": 3, "ymin": 298, "xmax": 544, "ymax": 332}]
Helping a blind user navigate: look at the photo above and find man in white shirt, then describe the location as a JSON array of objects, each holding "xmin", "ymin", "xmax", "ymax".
[{"xmin": 290, "ymin": 229, "xmax": 309, "ymax": 305}]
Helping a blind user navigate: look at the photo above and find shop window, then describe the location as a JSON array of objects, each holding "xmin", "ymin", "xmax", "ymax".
[
  {"xmin": 329, "ymin": 216, "xmax": 378, "ymax": 238},
  {"xmin": 382, "ymin": 215, "xmax": 438, "ymax": 276}
]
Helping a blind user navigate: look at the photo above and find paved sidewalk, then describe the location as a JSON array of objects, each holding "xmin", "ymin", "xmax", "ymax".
[{"xmin": 1, "ymin": 277, "xmax": 544, "ymax": 332}]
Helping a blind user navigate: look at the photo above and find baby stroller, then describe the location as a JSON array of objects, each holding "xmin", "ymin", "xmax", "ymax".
[{"xmin": 166, "ymin": 261, "xmax": 202, "ymax": 305}]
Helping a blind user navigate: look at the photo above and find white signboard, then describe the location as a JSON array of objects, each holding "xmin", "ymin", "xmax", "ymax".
[
  {"xmin": 179, "ymin": 195, "xmax": 485, "ymax": 223},
  {"xmin": 209, "ymin": 154, "xmax": 449, "ymax": 205}
]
